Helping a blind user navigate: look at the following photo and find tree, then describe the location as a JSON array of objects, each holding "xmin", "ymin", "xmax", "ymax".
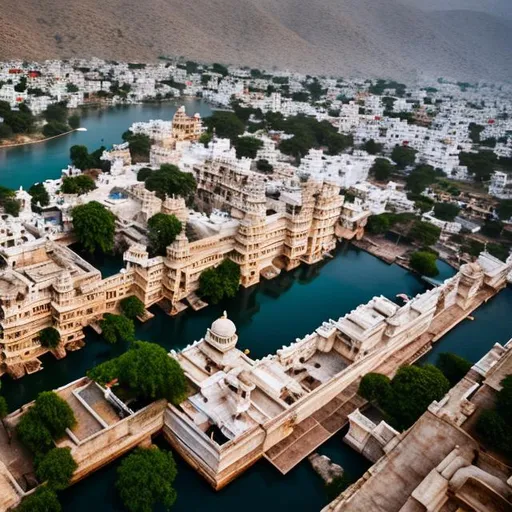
[
  {"xmin": 61, "ymin": 175, "xmax": 96, "ymax": 195},
  {"xmin": 384, "ymin": 365, "xmax": 450, "ymax": 430},
  {"xmin": 0, "ymin": 396, "xmax": 8, "ymax": 428},
  {"xmin": 358, "ymin": 373, "xmax": 391, "ymax": 403},
  {"xmin": 433, "ymin": 202, "xmax": 460, "ymax": 221},
  {"xmin": 39, "ymin": 327, "xmax": 60, "ymax": 349},
  {"xmin": 203, "ymin": 111, "xmax": 245, "ymax": 141},
  {"xmin": 475, "ymin": 409, "xmax": 512, "ymax": 457},
  {"xmin": 44, "ymin": 103, "xmax": 68, "ymax": 124},
  {"xmin": 481, "ymin": 220, "xmax": 503, "ymax": 239},
  {"xmin": 370, "ymin": 158, "xmax": 393, "ymax": 181},
  {"xmin": 35, "ymin": 447, "xmax": 77, "ymax": 490},
  {"xmin": 15, "ymin": 487, "xmax": 61, "ymax": 512},
  {"xmin": 198, "ymin": 132, "xmax": 212, "ymax": 147},
  {"xmin": 28, "ymin": 183, "xmax": 50, "ymax": 208},
  {"xmin": 43, "ymin": 121, "xmax": 69, "ymax": 137},
  {"xmin": 137, "ymin": 167, "xmax": 152, "ymax": 182},
  {"xmin": 212, "ymin": 63, "xmax": 229, "ymax": 76},
  {"xmin": 120, "ymin": 296, "xmax": 145, "ymax": 320},
  {"xmin": 366, "ymin": 214, "xmax": 392, "ymax": 235},
  {"xmin": 391, "ymin": 145, "xmax": 416, "ymax": 169},
  {"xmin": 199, "ymin": 260, "xmax": 241, "ymax": 304},
  {"xmin": 496, "ymin": 375, "xmax": 512, "ymax": 424},
  {"xmin": 147, "ymin": 214, "xmax": 182, "ymax": 256},
  {"xmin": 69, "ymin": 145, "xmax": 91, "ymax": 170},
  {"xmin": 16, "ymin": 409, "xmax": 54, "ymax": 454},
  {"xmin": 100, "ymin": 314, "xmax": 135, "ymax": 344},
  {"xmin": 233, "ymin": 137, "xmax": 263, "ymax": 159},
  {"xmin": 409, "ymin": 251, "xmax": 439, "ymax": 277},
  {"xmin": 144, "ymin": 165, "xmax": 196, "ymax": 201},
  {"xmin": 363, "ymin": 139, "xmax": 383, "ymax": 155},
  {"xmin": 68, "ymin": 114, "xmax": 80, "ymax": 129},
  {"xmin": 256, "ymin": 159, "xmax": 273, "ymax": 173},
  {"xmin": 88, "ymin": 341, "xmax": 187, "ymax": 404},
  {"xmin": 124, "ymin": 133, "xmax": 151, "ymax": 163},
  {"xmin": 497, "ymin": 200, "xmax": 512, "ymax": 221},
  {"xmin": 66, "ymin": 83, "xmax": 79, "ymax": 93},
  {"xmin": 405, "ymin": 164, "xmax": 438, "ymax": 194},
  {"xmin": 408, "ymin": 220, "xmax": 441, "ymax": 246},
  {"xmin": 34, "ymin": 391, "xmax": 76, "ymax": 438},
  {"xmin": 116, "ymin": 447, "xmax": 177, "ymax": 512},
  {"xmin": 72, "ymin": 201, "xmax": 116, "ymax": 254},
  {"xmin": 436, "ymin": 353, "xmax": 472, "ymax": 386}
]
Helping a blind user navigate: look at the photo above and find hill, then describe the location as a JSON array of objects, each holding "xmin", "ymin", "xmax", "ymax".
[{"xmin": 1, "ymin": 0, "xmax": 511, "ymax": 81}]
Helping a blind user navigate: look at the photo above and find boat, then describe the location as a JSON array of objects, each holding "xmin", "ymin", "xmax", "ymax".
[
  {"xmin": 396, "ymin": 293, "xmax": 410, "ymax": 303},
  {"xmin": 467, "ymin": 315, "xmax": 475, "ymax": 321},
  {"xmin": 75, "ymin": 127, "xmax": 88, "ymax": 132}
]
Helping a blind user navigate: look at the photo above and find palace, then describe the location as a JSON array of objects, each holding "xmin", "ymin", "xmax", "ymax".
[{"xmin": 0, "ymin": 170, "xmax": 369, "ymax": 378}]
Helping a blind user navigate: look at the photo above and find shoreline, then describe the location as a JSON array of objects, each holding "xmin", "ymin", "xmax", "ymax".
[{"xmin": 0, "ymin": 128, "xmax": 79, "ymax": 149}]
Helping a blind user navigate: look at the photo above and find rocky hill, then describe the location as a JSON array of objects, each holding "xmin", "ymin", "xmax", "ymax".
[{"xmin": 1, "ymin": 0, "xmax": 511, "ymax": 81}]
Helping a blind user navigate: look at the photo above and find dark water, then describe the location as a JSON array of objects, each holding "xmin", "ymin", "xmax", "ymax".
[
  {"xmin": 3, "ymin": 245, "xmax": 511, "ymax": 511},
  {"xmin": 0, "ymin": 99, "xmax": 212, "ymax": 190}
]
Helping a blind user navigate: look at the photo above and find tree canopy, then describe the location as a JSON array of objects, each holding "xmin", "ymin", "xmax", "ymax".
[
  {"xmin": 122, "ymin": 132, "xmax": 151, "ymax": 163},
  {"xmin": 409, "ymin": 251, "xmax": 439, "ymax": 277},
  {"xmin": 88, "ymin": 341, "xmax": 187, "ymax": 404},
  {"xmin": 147, "ymin": 213, "xmax": 182, "ymax": 256},
  {"xmin": 0, "ymin": 186, "xmax": 21, "ymax": 217},
  {"xmin": 408, "ymin": 220, "xmax": 441, "ymax": 246},
  {"xmin": 391, "ymin": 145, "xmax": 417, "ymax": 169},
  {"xmin": 72, "ymin": 201, "xmax": 116, "ymax": 254},
  {"xmin": 363, "ymin": 139, "xmax": 383, "ymax": 155},
  {"xmin": 28, "ymin": 183, "xmax": 50, "ymax": 207},
  {"xmin": 33, "ymin": 391, "xmax": 76, "ymax": 439},
  {"xmin": 370, "ymin": 158, "xmax": 393, "ymax": 181},
  {"xmin": 35, "ymin": 447, "xmax": 77, "ymax": 490},
  {"xmin": 199, "ymin": 260, "xmax": 241, "ymax": 304},
  {"xmin": 433, "ymin": 202, "xmax": 460, "ymax": 221},
  {"xmin": 203, "ymin": 111, "xmax": 245, "ymax": 141},
  {"xmin": 39, "ymin": 327, "xmax": 61, "ymax": 349},
  {"xmin": 60, "ymin": 175, "xmax": 96, "ymax": 195},
  {"xmin": 496, "ymin": 200, "xmax": 512, "ymax": 221},
  {"xmin": 15, "ymin": 487, "xmax": 61, "ymax": 512},
  {"xmin": 16, "ymin": 409, "xmax": 54, "ymax": 454},
  {"xmin": 436, "ymin": 353, "xmax": 472, "ymax": 386},
  {"xmin": 359, "ymin": 365, "xmax": 450, "ymax": 431},
  {"xmin": 99, "ymin": 313, "xmax": 135, "ymax": 344},
  {"xmin": 144, "ymin": 165, "xmax": 196, "ymax": 201},
  {"xmin": 120, "ymin": 296, "xmax": 145, "ymax": 320},
  {"xmin": 137, "ymin": 167, "xmax": 152, "ymax": 182},
  {"xmin": 405, "ymin": 164, "xmax": 440, "ymax": 194},
  {"xmin": 233, "ymin": 136, "xmax": 263, "ymax": 159},
  {"xmin": 116, "ymin": 447, "xmax": 177, "ymax": 512}
]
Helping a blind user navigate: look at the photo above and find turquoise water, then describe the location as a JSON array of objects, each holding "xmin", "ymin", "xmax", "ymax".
[{"xmin": 0, "ymin": 99, "xmax": 212, "ymax": 190}]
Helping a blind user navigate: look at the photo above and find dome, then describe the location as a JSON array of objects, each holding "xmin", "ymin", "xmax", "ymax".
[{"xmin": 210, "ymin": 311, "xmax": 236, "ymax": 338}]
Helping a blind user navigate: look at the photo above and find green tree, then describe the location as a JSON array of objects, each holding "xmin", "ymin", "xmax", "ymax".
[
  {"xmin": 88, "ymin": 341, "xmax": 187, "ymax": 404},
  {"xmin": 358, "ymin": 373, "xmax": 391, "ymax": 403},
  {"xmin": 28, "ymin": 183, "xmax": 50, "ymax": 207},
  {"xmin": 66, "ymin": 83, "xmax": 79, "ymax": 93},
  {"xmin": 147, "ymin": 213, "xmax": 182, "ymax": 256},
  {"xmin": 475, "ymin": 409, "xmax": 512, "ymax": 457},
  {"xmin": 203, "ymin": 111, "xmax": 245, "ymax": 141},
  {"xmin": 496, "ymin": 375, "xmax": 512, "ymax": 425},
  {"xmin": 391, "ymin": 145, "xmax": 417, "ymax": 169},
  {"xmin": 69, "ymin": 145, "xmax": 91, "ymax": 170},
  {"xmin": 0, "ymin": 122, "xmax": 13, "ymax": 140},
  {"xmin": 405, "ymin": 165, "xmax": 438, "ymax": 194},
  {"xmin": 124, "ymin": 133, "xmax": 151, "ymax": 163},
  {"xmin": 256, "ymin": 159, "xmax": 273, "ymax": 173},
  {"xmin": 61, "ymin": 175, "xmax": 96, "ymax": 195},
  {"xmin": 44, "ymin": 103, "xmax": 68, "ymax": 124},
  {"xmin": 433, "ymin": 202, "xmax": 460, "ymax": 221},
  {"xmin": 137, "ymin": 167, "xmax": 152, "ymax": 182},
  {"xmin": 366, "ymin": 214, "xmax": 392, "ymax": 235},
  {"xmin": 36, "ymin": 447, "xmax": 77, "ymax": 490},
  {"xmin": 409, "ymin": 251, "xmax": 439, "ymax": 277},
  {"xmin": 481, "ymin": 220, "xmax": 503, "ymax": 239},
  {"xmin": 199, "ymin": 260, "xmax": 241, "ymax": 304},
  {"xmin": 16, "ymin": 409, "xmax": 54, "ymax": 454},
  {"xmin": 233, "ymin": 137, "xmax": 263, "ymax": 159},
  {"xmin": 212, "ymin": 63, "xmax": 229, "ymax": 76},
  {"xmin": 68, "ymin": 114, "xmax": 80, "ymax": 129},
  {"xmin": 72, "ymin": 201, "xmax": 116, "ymax": 254},
  {"xmin": 0, "ymin": 396, "xmax": 8, "ymax": 428},
  {"xmin": 436, "ymin": 353, "xmax": 472, "ymax": 386},
  {"xmin": 43, "ymin": 121, "xmax": 69, "ymax": 137},
  {"xmin": 15, "ymin": 487, "xmax": 61, "ymax": 512},
  {"xmin": 385, "ymin": 365, "xmax": 450, "ymax": 430},
  {"xmin": 39, "ymin": 327, "xmax": 60, "ymax": 349},
  {"xmin": 144, "ymin": 165, "xmax": 196, "ymax": 201},
  {"xmin": 120, "ymin": 296, "xmax": 145, "ymax": 320},
  {"xmin": 99, "ymin": 314, "xmax": 135, "ymax": 344},
  {"xmin": 497, "ymin": 200, "xmax": 512, "ymax": 221},
  {"xmin": 363, "ymin": 139, "xmax": 383, "ymax": 155},
  {"xmin": 3, "ymin": 198, "xmax": 21, "ymax": 217},
  {"xmin": 409, "ymin": 220, "xmax": 441, "ymax": 246},
  {"xmin": 198, "ymin": 132, "xmax": 212, "ymax": 147},
  {"xmin": 116, "ymin": 447, "xmax": 177, "ymax": 512},
  {"xmin": 370, "ymin": 158, "xmax": 393, "ymax": 181},
  {"xmin": 34, "ymin": 391, "xmax": 76, "ymax": 438}
]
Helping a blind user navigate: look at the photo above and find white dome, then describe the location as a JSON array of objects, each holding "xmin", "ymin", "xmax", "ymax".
[{"xmin": 210, "ymin": 312, "xmax": 236, "ymax": 338}]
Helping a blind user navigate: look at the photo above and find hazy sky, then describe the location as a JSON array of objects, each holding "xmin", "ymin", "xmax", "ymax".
[{"xmin": 399, "ymin": 0, "xmax": 512, "ymax": 19}]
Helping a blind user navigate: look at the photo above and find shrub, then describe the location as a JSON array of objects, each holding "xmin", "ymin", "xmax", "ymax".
[
  {"xmin": 16, "ymin": 409, "xmax": 53, "ymax": 454},
  {"xmin": 199, "ymin": 260, "xmax": 241, "ymax": 304},
  {"xmin": 35, "ymin": 447, "xmax": 77, "ymax": 490},
  {"xmin": 409, "ymin": 251, "xmax": 439, "ymax": 277},
  {"xmin": 99, "ymin": 313, "xmax": 135, "ymax": 344},
  {"xmin": 436, "ymin": 353, "xmax": 472, "ymax": 386},
  {"xmin": 15, "ymin": 487, "xmax": 61, "ymax": 512},
  {"xmin": 39, "ymin": 327, "xmax": 60, "ymax": 349},
  {"xmin": 33, "ymin": 391, "xmax": 76, "ymax": 438},
  {"xmin": 120, "ymin": 296, "xmax": 145, "ymax": 320}
]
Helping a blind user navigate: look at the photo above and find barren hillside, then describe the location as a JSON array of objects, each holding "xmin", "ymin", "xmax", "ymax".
[{"xmin": 1, "ymin": 0, "xmax": 511, "ymax": 81}]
